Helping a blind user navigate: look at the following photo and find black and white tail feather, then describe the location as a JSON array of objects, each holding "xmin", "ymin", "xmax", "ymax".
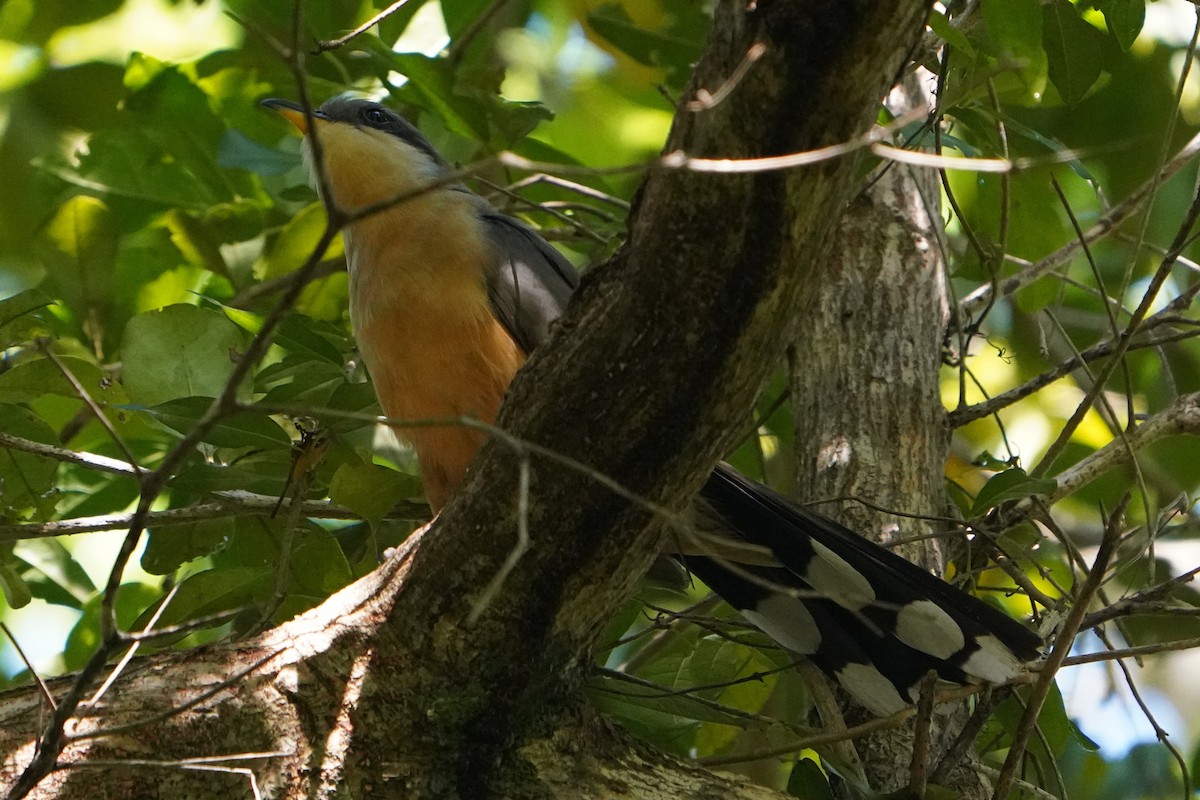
[{"xmin": 687, "ymin": 466, "xmax": 1043, "ymax": 717}]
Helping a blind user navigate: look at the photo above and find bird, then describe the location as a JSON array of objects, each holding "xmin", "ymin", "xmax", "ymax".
[{"xmin": 262, "ymin": 96, "xmax": 1043, "ymax": 717}]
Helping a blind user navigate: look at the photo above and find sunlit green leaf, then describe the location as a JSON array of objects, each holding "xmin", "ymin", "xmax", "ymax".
[
  {"xmin": 37, "ymin": 195, "xmax": 117, "ymax": 328},
  {"xmin": 120, "ymin": 304, "xmax": 249, "ymax": 406},
  {"xmin": 253, "ymin": 202, "xmax": 339, "ymax": 280}
]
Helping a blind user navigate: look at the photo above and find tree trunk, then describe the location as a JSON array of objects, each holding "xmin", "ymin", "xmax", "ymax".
[
  {"xmin": 0, "ymin": 1, "xmax": 934, "ymax": 797},
  {"xmin": 789, "ymin": 79, "xmax": 997, "ymax": 797}
]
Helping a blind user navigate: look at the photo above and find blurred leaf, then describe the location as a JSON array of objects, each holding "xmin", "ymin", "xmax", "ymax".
[
  {"xmin": 0, "ymin": 403, "xmax": 60, "ymax": 518},
  {"xmin": 14, "ymin": 538, "xmax": 96, "ymax": 608},
  {"xmin": 329, "ymin": 462, "xmax": 420, "ymax": 526},
  {"xmin": 979, "ymin": 0, "xmax": 1048, "ymax": 103},
  {"xmin": 0, "ymin": 561, "xmax": 32, "ymax": 609},
  {"xmin": 9, "ymin": 0, "xmax": 123, "ymax": 45},
  {"xmin": 1099, "ymin": 0, "xmax": 1144, "ymax": 52},
  {"xmin": 218, "ymin": 128, "xmax": 299, "ymax": 177},
  {"xmin": 120, "ymin": 304, "xmax": 249, "ymax": 406},
  {"xmin": 587, "ymin": 2, "xmax": 705, "ymax": 84},
  {"xmin": 927, "ymin": 10, "xmax": 974, "ymax": 57},
  {"xmin": 62, "ymin": 581, "xmax": 160, "ymax": 670},
  {"xmin": 36, "ymin": 195, "xmax": 117, "ymax": 335},
  {"xmin": 1043, "ymin": 0, "xmax": 1103, "ymax": 106}
]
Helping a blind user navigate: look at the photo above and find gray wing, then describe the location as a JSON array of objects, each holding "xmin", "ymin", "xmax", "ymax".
[{"xmin": 479, "ymin": 210, "xmax": 580, "ymax": 355}]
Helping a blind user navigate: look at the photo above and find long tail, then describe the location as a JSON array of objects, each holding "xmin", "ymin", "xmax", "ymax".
[{"xmin": 684, "ymin": 466, "xmax": 1042, "ymax": 717}]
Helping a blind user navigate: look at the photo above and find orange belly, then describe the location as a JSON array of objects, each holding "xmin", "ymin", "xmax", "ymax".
[{"xmin": 358, "ymin": 300, "xmax": 524, "ymax": 512}]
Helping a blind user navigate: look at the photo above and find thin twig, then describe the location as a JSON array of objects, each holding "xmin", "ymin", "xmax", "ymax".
[
  {"xmin": 959, "ymin": 128, "xmax": 1200, "ymax": 318},
  {"xmin": 990, "ymin": 495, "xmax": 1126, "ymax": 800},
  {"xmin": 0, "ymin": 623, "xmax": 56, "ymax": 711},
  {"xmin": 313, "ymin": 0, "xmax": 414, "ymax": 52},
  {"xmin": 38, "ymin": 344, "xmax": 143, "ymax": 477},
  {"xmin": 0, "ymin": 433, "xmax": 137, "ymax": 476}
]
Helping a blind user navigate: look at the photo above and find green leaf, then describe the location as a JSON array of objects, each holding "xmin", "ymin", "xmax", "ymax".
[
  {"xmin": 587, "ymin": 3, "xmax": 703, "ymax": 75},
  {"xmin": 63, "ymin": 582, "xmax": 160, "ymax": 670},
  {"xmin": 257, "ymin": 361, "xmax": 348, "ymax": 407},
  {"xmin": 14, "ymin": 538, "xmax": 96, "ymax": 608},
  {"xmin": 1043, "ymin": 0, "xmax": 1103, "ymax": 106},
  {"xmin": 0, "ymin": 287, "xmax": 54, "ymax": 332},
  {"xmin": 217, "ymin": 128, "xmax": 299, "ymax": 177},
  {"xmin": 927, "ymin": 10, "xmax": 974, "ymax": 57},
  {"xmin": 386, "ymin": 51, "xmax": 490, "ymax": 141},
  {"xmin": 133, "ymin": 566, "xmax": 268, "ymax": 632},
  {"xmin": 37, "ymin": 194, "xmax": 118, "ymax": 324},
  {"xmin": 140, "ymin": 396, "xmax": 290, "ymax": 449},
  {"xmin": 287, "ymin": 525, "xmax": 353, "ymax": 597},
  {"xmin": 322, "ymin": 381, "xmax": 382, "ymax": 434},
  {"xmin": 142, "ymin": 518, "xmax": 231, "ymax": 575},
  {"xmin": 439, "ymin": 0, "xmax": 491, "ymax": 36},
  {"xmin": 120, "ymin": 304, "xmax": 249, "ymax": 406},
  {"xmin": 1099, "ymin": 0, "xmax": 1144, "ymax": 52},
  {"xmin": 253, "ymin": 202, "xmax": 339, "ymax": 280},
  {"xmin": 0, "ymin": 356, "xmax": 124, "ymax": 405},
  {"xmin": 0, "ymin": 403, "xmax": 61, "ymax": 518},
  {"xmin": 170, "ymin": 451, "xmax": 292, "ymax": 499},
  {"xmin": 0, "ymin": 562, "xmax": 32, "ymax": 609},
  {"xmin": 329, "ymin": 462, "xmax": 420, "ymax": 526},
  {"xmin": 165, "ymin": 208, "xmax": 232, "ymax": 281},
  {"xmin": 979, "ymin": 0, "xmax": 1048, "ymax": 103},
  {"xmin": 972, "ymin": 467, "xmax": 1058, "ymax": 516},
  {"xmin": 272, "ymin": 314, "xmax": 346, "ymax": 364}
]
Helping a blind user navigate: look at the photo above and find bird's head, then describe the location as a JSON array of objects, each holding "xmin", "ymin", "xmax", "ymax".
[{"xmin": 262, "ymin": 97, "xmax": 450, "ymax": 212}]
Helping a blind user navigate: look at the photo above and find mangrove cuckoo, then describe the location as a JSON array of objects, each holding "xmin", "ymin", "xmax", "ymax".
[{"xmin": 262, "ymin": 96, "xmax": 1042, "ymax": 717}]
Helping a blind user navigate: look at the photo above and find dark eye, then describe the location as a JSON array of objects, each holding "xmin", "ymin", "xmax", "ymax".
[{"xmin": 360, "ymin": 107, "xmax": 390, "ymax": 126}]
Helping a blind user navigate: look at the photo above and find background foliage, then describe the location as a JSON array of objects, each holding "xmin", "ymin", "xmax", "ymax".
[{"xmin": 1, "ymin": 0, "xmax": 1199, "ymax": 797}]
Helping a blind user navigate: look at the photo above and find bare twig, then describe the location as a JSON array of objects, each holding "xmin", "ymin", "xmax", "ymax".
[
  {"xmin": 38, "ymin": 345, "xmax": 143, "ymax": 477},
  {"xmin": 958, "ymin": 129, "xmax": 1200, "ymax": 319},
  {"xmin": 0, "ymin": 623, "xmax": 56, "ymax": 712},
  {"xmin": 990, "ymin": 495, "xmax": 1126, "ymax": 800},
  {"xmin": 0, "ymin": 433, "xmax": 137, "ymax": 476},
  {"xmin": 1032, "ymin": 181, "xmax": 1200, "ymax": 479},
  {"xmin": 0, "ymin": 491, "xmax": 420, "ymax": 543},
  {"xmin": 313, "ymin": 0, "xmax": 414, "ymax": 52},
  {"xmin": 1051, "ymin": 392, "xmax": 1200, "ymax": 502}
]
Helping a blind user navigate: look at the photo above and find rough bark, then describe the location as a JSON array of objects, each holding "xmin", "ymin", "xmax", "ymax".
[
  {"xmin": 0, "ymin": 1, "xmax": 933, "ymax": 797},
  {"xmin": 789, "ymin": 79, "xmax": 990, "ymax": 796}
]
